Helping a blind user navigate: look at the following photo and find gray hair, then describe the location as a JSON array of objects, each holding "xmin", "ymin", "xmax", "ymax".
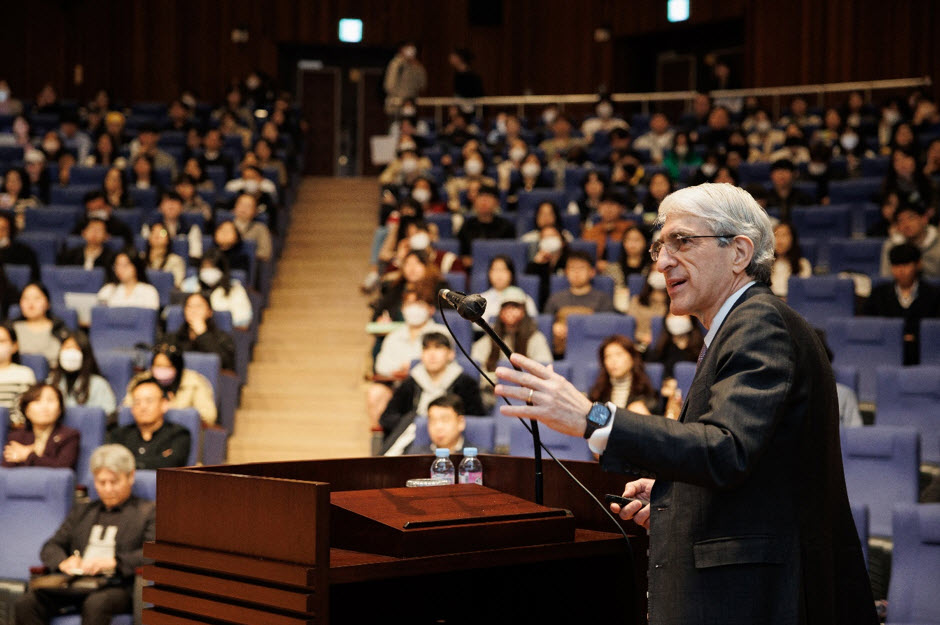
[
  {"xmin": 90, "ymin": 444, "xmax": 136, "ymax": 476},
  {"xmin": 656, "ymin": 183, "xmax": 774, "ymax": 284}
]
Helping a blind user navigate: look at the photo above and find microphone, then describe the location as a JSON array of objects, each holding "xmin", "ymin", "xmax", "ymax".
[{"xmin": 438, "ymin": 289, "xmax": 487, "ymax": 322}]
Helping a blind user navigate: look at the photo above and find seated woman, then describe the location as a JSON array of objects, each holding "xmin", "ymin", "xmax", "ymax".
[
  {"xmin": 770, "ymin": 221, "xmax": 813, "ymax": 299},
  {"xmin": 587, "ymin": 335, "xmax": 658, "ymax": 415},
  {"xmin": 123, "ymin": 342, "xmax": 217, "ymax": 426},
  {"xmin": 479, "ymin": 255, "xmax": 539, "ymax": 324},
  {"xmin": 519, "ymin": 201, "xmax": 575, "ymax": 245},
  {"xmin": 604, "ymin": 224, "xmax": 651, "ymax": 290},
  {"xmin": 142, "ymin": 220, "xmax": 187, "ymax": 287},
  {"xmin": 0, "ymin": 323, "xmax": 37, "ymax": 413},
  {"xmin": 470, "ymin": 287, "xmax": 552, "ymax": 410},
  {"xmin": 48, "ymin": 331, "xmax": 117, "ymax": 414},
  {"xmin": 97, "ymin": 249, "xmax": 160, "ymax": 310},
  {"xmin": 211, "ymin": 220, "xmax": 252, "ymax": 276},
  {"xmin": 13, "ymin": 282, "xmax": 71, "ymax": 366},
  {"xmin": 101, "ymin": 166, "xmax": 134, "ymax": 209},
  {"xmin": 524, "ymin": 226, "xmax": 569, "ymax": 310},
  {"xmin": 645, "ymin": 313, "xmax": 704, "ymax": 380},
  {"xmin": 169, "ymin": 292, "xmax": 236, "ymax": 371},
  {"xmin": 180, "ymin": 249, "xmax": 253, "ymax": 330},
  {"xmin": 2, "ymin": 383, "xmax": 79, "ymax": 468}
]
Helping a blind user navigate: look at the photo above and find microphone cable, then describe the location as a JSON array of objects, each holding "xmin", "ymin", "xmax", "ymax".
[{"xmin": 437, "ymin": 293, "xmax": 637, "ymax": 550}]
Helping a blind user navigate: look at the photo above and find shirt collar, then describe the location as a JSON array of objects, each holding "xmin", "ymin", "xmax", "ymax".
[{"xmin": 703, "ymin": 281, "xmax": 756, "ymax": 348}]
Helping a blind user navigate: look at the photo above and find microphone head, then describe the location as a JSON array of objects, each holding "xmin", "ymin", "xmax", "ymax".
[{"xmin": 457, "ymin": 294, "xmax": 486, "ymax": 321}]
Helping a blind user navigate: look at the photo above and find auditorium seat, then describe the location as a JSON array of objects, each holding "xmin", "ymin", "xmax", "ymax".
[
  {"xmin": 885, "ymin": 503, "xmax": 940, "ymax": 625},
  {"xmin": 564, "ymin": 313, "xmax": 636, "ymax": 366},
  {"xmin": 828, "ymin": 178, "xmax": 882, "ymax": 204},
  {"xmin": 825, "ymin": 317, "xmax": 904, "ymax": 403},
  {"xmin": 95, "ymin": 351, "xmax": 135, "ymax": 405},
  {"xmin": 117, "ymin": 407, "xmax": 201, "ymax": 466},
  {"xmin": 791, "ymin": 205, "xmax": 853, "ymax": 240},
  {"xmin": 144, "ymin": 268, "xmax": 175, "ymax": 307},
  {"xmin": 548, "ymin": 274, "xmax": 615, "ymax": 300},
  {"xmin": 921, "ymin": 319, "xmax": 940, "ymax": 365},
  {"xmin": 508, "ymin": 416, "xmax": 594, "ymax": 461},
  {"xmin": 19, "ymin": 353, "xmax": 50, "ymax": 383},
  {"xmin": 875, "ymin": 365, "xmax": 940, "ymax": 464},
  {"xmin": 469, "ymin": 273, "xmax": 541, "ymax": 308},
  {"xmin": 164, "ymin": 306, "xmax": 234, "ymax": 333},
  {"xmin": 517, "ymin": 189, "xmax": 566, "ymax": 216},
  {"xmin": 63, "ymin": 406, "xmax": 107, "ymax": 489},
  {"xmin": 786, "ymin": 276, "xmax": 855, "ymax": 329},
  {"xmin": 470, "ymin": 240, "xmax": 529, "ymax": 284},
  {"xmin": 0, "ymin": 467, "xmax": 75, "ymax": 581},
  {"xmin": 40, "ymin": 265, "xmax": 105, "ymax": 308},
  {"xmin": 674, "ymin": 361, "xmax": 697, "ymax": 399},
  {"xmin": 24, "ymin": 205, "xmax": 83, "ymax": 234},
  {"xmin": 19, "ymin": 233, "xmax": 63, "ymax": 267},
  {"xmin": 50, "ymin": 185, "xmax": 98, "ymax": 206},
  {"xmin": 850, "ymin": 503, "xmax": 869, "ymax": 568},
  {"xmin": 841, "ymin": 426, "xmax": 919, "ymax": 537},
  {"xmin": 68, "ymin": 165, "xmax": 109, "ymax": 186},
  {"xmin": 828, "ymin": 238, "xmax": 884, "ymax": 277},
  {"xmin": 89, "ymin": 306, "xmax": 158, "ymax": 357}
]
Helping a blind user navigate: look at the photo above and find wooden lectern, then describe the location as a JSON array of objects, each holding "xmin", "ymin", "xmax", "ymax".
[{"xmin": 141, "ymin": 455, "xmax": 648, "ymax": 624}]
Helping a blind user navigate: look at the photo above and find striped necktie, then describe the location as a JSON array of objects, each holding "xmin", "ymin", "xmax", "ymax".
[{"xmin": 696, "ymin": 344, "xmax": 708, "ymax": 370}]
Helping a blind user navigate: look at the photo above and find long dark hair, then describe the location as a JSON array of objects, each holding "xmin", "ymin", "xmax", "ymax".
[
  {"xmin": 18, "ymin": 383, "xmax": 65, "ymax": 430},
  {"xmin": 484, "ymin": 306, "xmax": 538, "ymax": 372},
  {"xmin": 617, "ymin": 224, "xmax": 651, "ymax": 278},
  {"xmin": 48, "ymin": 331, "xmax": 103, "ymax": 405},
  {"xmin": 145, "ymin": 220, "xmax": 173, "ymax": 271},
  {"xmin": 773, "ymin": 222, "xmax": 804, "ymax": 275},
  {"xmin": 0, "ymin": 322, "xmax": 22, "ymax": 365},
  {"xmin": 178, "ymin": 292, "xmax": 219, "ymax": 338},
  {"xmin": 151, "ymin": 342, "xmax": 185, "ymax": 396},
  {"xmin": 588, "ymin": 335, "xmax": 655, "ymax": 404},
  {"xmin": 487, "ymin": 254, "xmax": 518, "ymax": 287},
  {"xmin": 107, "ymin": 248, "xmax": 151, "ymax": 285}
]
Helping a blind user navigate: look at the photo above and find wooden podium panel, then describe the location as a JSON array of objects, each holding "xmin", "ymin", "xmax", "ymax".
[{"xmin": 142, "ymin": 455, "xmax": 648, "ymax": 625}]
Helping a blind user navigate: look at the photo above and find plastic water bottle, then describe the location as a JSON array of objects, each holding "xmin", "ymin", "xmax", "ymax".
[
  {"xmin": 430, "ymin": 448, "xmax": 455, "ymax": 484},
  {"xmin": 458, "ymin": 447, "xmax": 483, "ymax": 485}
]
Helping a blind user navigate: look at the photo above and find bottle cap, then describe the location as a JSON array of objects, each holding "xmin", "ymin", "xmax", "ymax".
[
  {"xmin": 435, "ymin": 448, "xmax": 451, "ymax": 457},
  {"xmin": 462, "ymin": 447, "xmax": 478, "ymax": 456}
]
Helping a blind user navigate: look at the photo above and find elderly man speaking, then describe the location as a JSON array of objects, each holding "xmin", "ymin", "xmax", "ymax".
[{"xmin": 495, "ymin": 183, "xmax": 876, "ymax": 625}]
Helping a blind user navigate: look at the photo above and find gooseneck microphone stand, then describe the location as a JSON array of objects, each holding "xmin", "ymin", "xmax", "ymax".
[{"xmin": 439, "ymin": 290, "xmax": 544, "ymax": 505}]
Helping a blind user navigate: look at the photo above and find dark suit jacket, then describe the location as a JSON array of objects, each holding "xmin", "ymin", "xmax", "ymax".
[
  {"xmin": 0, "ymin": 425, "xmax": 80, "ymax": 469},
  {"xmin": 56, "ymin": 245, "xmax": 115, "ymax": 269},
  {"xmin": 602, "ymin": 284, "xmax": 876, "ymax": 625},
  {"xmin": 863, "ymin": 280, "xmax": 940, "ymax": 365},
  {"xmin": 40, "ymin": 496, "xmax": 155, "ymax": 581}
]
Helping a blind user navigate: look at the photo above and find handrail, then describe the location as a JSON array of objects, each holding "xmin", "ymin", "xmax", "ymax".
[{"xmin": 415, "ymin": 76, "xmax": 932, "ymax": 125}]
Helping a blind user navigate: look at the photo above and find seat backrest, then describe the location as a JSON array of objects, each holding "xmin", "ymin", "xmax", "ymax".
[
  {"xmin": 88, "ymin": 306, "xmax": 158, "ymax": 357},
  {"xmin": 412, "ymin": 415, "xmax": 495, "ymax": 453},
  {"xmin": 517, "ymin": 189, "xmax": 566, "ymax": 217},
  {"xmin": 850, "ymin": 503, "xmax": 869, "ymax": 569},
  {"xmin": 828, "ymin": 177, "xmax": 882, "ymax": 204},
  {"xmin": 791, "ymin": 205, "xmax": 852, "ymax": 240},
  {"xmin": 840, "ymin": 426, "xmax": 920, "ymax": 537},
  {"xmin": 62, "ymin": 406, "xmax": 106, "ymax": 488},
  {"xmin": 886, "ymin": 503, "xmax": 940, "ymax": 625},
  {"xmin": 828, "ymin": 238, "xmax": 884, "ymax": 277},
  {"xmin": 4, "ymin": 263, "xmax": 32, "ymax": 291},
  {"xmin": 163, "ymin": 305, "xmax": 234, "ymax": 334},
  {"xmin": 0, "ymin": 467, "xmax": 75, "ymax": 580},
  {"xmin": 182, "ymin": 351, "xmax": 220, "ymax": 401},
  {"xmin": 508, "ymin": 416, "xmax": 594, "ymax": 461},
  {"xmin": 674, "ymin": 361, "xmax": 697, "ymax": 399},
  {"xmin": 825, "ymin": 317, "xmax": 904, "ymax": 403},
  {"xmin": 548, "ymin": 274, "xmax": 615, "ymax": 300},
  {"xmin": 86, "ymin": 468, "xmax": 156, "ymax": 503},
  {"xmin": 19, "ymin": 352, "xmax": 50, "ymax": 383},
  {"xmin": 145, "ymin": 269, "xmax": 175, "ymax": 307},
  {"xmin": 564, "ymin": 313, "xmax": 636, "ymax": 366},
  {"xmin": 875, "ymin": 365, "xmax": 940, "ymax": 464},
  {"xmin": 40, "ymin": 265, "xmax": 105, "ymax": 308},
  {"xmin": 19, "ymin": 233, "xmax": 63, "ymax": 267},
  {"xmin": 95, "ymin": 350, "xmax": 135, "ymax": 404},
  {"xmin": 787, "ymin": 276, "xmax": 855, "ymax": 329},
  {"xmin": 922, "ymin": 319, "xmax": 940, "ymax": 366},
  {"xmin": 24, "ymin": 206, "xmax": 83, "ymax": 234},
  {"xmin": 470, "ymin": 240, "xmax": 529, "ymax": 286}
]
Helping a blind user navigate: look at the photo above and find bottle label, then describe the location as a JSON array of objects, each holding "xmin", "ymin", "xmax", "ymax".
[{"xmin": 459, "ymin": 471, "xmax": 483, "ymax": 485}]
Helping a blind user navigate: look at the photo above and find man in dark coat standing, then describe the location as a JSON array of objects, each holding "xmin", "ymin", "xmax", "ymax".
[{"xmin": 496, "ymin": 183, "xmax": 877, "ymax": 624}]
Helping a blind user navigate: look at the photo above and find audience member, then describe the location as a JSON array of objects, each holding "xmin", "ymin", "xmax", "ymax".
[
  {"xmin": 581, "ymin": 95, "xmax": 629, "ymax": 141},
  {"xmin": 380, "ymin": 332, "xmax": 483, "ymax": 442},
  {"xmin": 13, "ymin": 444, "xmax": 155, "ymax": 625},
  {"xmin": 662, "ymin": 131, "xmax": 702, "ymax": 182},
  {"xmin": 865, "ymin": 243, "xmax": 940, "ymax": 365},
  {"xmin": 122, "ymin": 344, "xmax": 216, "ymax": 426},
  {"xmin": 73, "ymin": 191, "xmax": 134, "ymax": 246},
  {"xmin": 524, "ymin": 225, "xmax": 570, "ymax": 308},
  {"xmin": 48, "ymin": 331, "xmax": 117, "ymax": 413},
  {"xmin": 13, "ymin": 283, "xmax": 70, "ymax": 367},
  {"xmin": 180, "ymin": 249, "xmax": 253, "ymax": 330},
  {"xmin": 141, "ymin": 220, "xmax": 187, "ymax": 287},
  {"xmin": 456, "ymin": 185, "xmax": 515, "ymax": 268},
  {"xmin": 543, "ymin": 251, "xmax": 615, "ymax": 357},
  {"xmin": 402, "ymin": 394, "xmax": 472, "ymax": 455},
  {"xmin": 587, "ymin": 335, "xmax": 659, "ymax": 415},
  {"xmin": 378, "ymin": 147, "xmax": 432, "ymax": 189},
  {"xmin": 231, "ymin": 193, "xmax": 273, "ymax": 262},
  {"xmin": 2, "ymin": 383, "xmax": 78, "ymax": 468},
  {"xmin": 633, "ymin": 113, "xmax": 675, "ymax": 164},
  {"xmin": 129, "ymin": 123, "xmax": 177, "ymax": 178},
  {"xmin": 450, "ymin": 48, "xmax": 484, "ymax": 99},
  {"xmin": 0, "ymin": 167, "xmax": 40, "ymax": 214},
  {"xmin": 383, "ymin": 41, "xmax": 427, "ymax": 116},
  {"xmin": 604, "ymin": 224, "xmax": 651, "ymax": 295},
  {"xmin": 769, "ymin": 221, "xmax": 813, "ymax": 298},
  {"xmin": 479, "ymin": 256, "xmax": 539, "ymax": 323},
  {"xmin": 445, "ymin": 152, "xmax": 496, "ymax": 213},
  {"xmin": 764, "ymin": 159, "xmax": 814, "ymax": 222},
  {"xmin": 879, "ymin": 201, "xmax": 940, "ymax": 278},
  {"xmin": 101, "ymin": 166, "xmax": 133, "ymax": 208},
  {"xmin": 882, "ymin": 147, "xmax": 934, "ymax": 209},
  {"xmin": 568, "ymin": 170, "xmax": 607, "ymax": 222},
  {"xmin": 519, "ymin": 201, "xmax": 573, "ymax": 245},
  {"xmin": 198, "ymin": 128, "xmax": 234, "ymax": 180},
  {"xmin": 211, "ymin": 220, "xmax": 252, "ymax": 277},
  {"xmin": 0, "ymin": 323, "xmax": 37, "ymax": 413},
  {"xmin": 57, "ymin": 218, "xmax": 114, "ymax": 270},
  {"xmin": 581, "ymin": 192, "xmax": 635, "ymax": 271},
  {"xmin": 169, "ymin": 292, "xmax": 236, "ymax": 372},
  {"xmin": 96, "ymin": 249, "xmax": 160, "ymax": 310},
  {"xmin": 645, "ymin": 313, "xmax": 704, "ymax": 380}
]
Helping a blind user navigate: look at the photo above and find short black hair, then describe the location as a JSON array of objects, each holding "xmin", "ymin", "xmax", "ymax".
[
  {"xmin": 131, "ymin": 377, "xmax": 169, "ymax": 399},
  {"xmin": 566, "ymin": 250, "xmax": 594, "ymax": 267},
  {"xmin": 428, "ymin": 393, "xmax": 464, "ymax": 416},
  {"xmin": 422, "ymin": 332, "xmax": 453, "ymax": 350},
  {"xmin": 477, "ymin": 184, "xmax": 499, "ymax": 198},
  {"xmin": 888, "ymin": 243, "xmax": 921, "ymax": 265}
]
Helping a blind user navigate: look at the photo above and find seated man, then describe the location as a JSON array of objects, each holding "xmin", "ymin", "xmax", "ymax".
[
  {"xmin": 57, "ymin": 218, "xmax": 113, "ymax": 269},
  {"xmin": 865, "ymin": 243, "xmax": 940, "ymax": 365},
  {"xmin": 544, "ymin": 250, "xmax": 615, "ymax": 358},
  {"xmin": 879, "ymin": 200, "xmax": 940, "ymax": 279},
  {"xmin": 456, "ymin": 185, "xmax": 515, "ymax": 269},
  {"xmin": 106, "ymin": 378, "xmax": 191, "ymax": 469},
  {"xmin": 72, "ymin": 191, "xmax": 133, "ymax": 246},
  {"xmin": 580, "ymin": 191, "xmax": 634, "ymax": 271},
  {"xmin": 230, "ymin": 193, "xmax": 273, "ymax": 262},
  {"xmin": 380, "ymin": 332, "xmax": 484, "ymax": 451},
  {"xmin": 400, "ymin": 394, "xmax": 473, "ymax": 456},
  {"xmin": 14, "ymin": 444, "xmax": 155, "ymax": 625},
  {"xmin": 764, "ymin": 159, "xmax": 814, "ymax": 222}
]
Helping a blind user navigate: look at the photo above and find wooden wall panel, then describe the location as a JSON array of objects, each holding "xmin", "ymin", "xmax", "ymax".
[{"xmin": 0, "ymin": 0, "xmax": 934, "ymax": 106}]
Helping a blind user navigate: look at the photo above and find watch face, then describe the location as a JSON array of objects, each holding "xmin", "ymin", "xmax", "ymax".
[{"xmin": 587, "ymin": 403, "xmax": 611, "ymax": 426}]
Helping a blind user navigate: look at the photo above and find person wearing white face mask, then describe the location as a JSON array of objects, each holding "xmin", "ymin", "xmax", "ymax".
[
  {"xmin": 627, "ymin": 270, "xmax": 670, "ymax": 347},
  {"xmin": 48, "ymin": 332, "xmax": 117, "ymax": 413},
  {"xmin": 121, "ymin": 343, "xmax": 217, "ymax": 426},
  {"xmin": 581, "ymin": 95, "xmax": 629, "ymax": 141},
  {"xmin": 224, "ymin": 164, "xmax": 279, "ymax": 205},
  {"xmin": 378, "ymin": 148, "xmax": 432, "ymax": 189},
  {"xmin": 180, "ymin": 249, "xmax": 253, "ymax": 330},
  {"xmin": 444, "ymin": 152, "xmax": 496, "ymax": 212},
  {"xmin": 367, "ymin": 286, "xmax": 447, "ymax": 428}
]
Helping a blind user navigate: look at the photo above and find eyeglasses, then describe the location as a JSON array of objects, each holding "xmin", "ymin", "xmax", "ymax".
[{"xmin": 649, "ymin": 233, "xmax": 735, "ymax": 261}]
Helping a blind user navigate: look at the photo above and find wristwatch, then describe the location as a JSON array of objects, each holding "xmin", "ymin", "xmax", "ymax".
[{"xmin": 583, "ymin": 402, "xmax": 612, "ymax": 439}]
